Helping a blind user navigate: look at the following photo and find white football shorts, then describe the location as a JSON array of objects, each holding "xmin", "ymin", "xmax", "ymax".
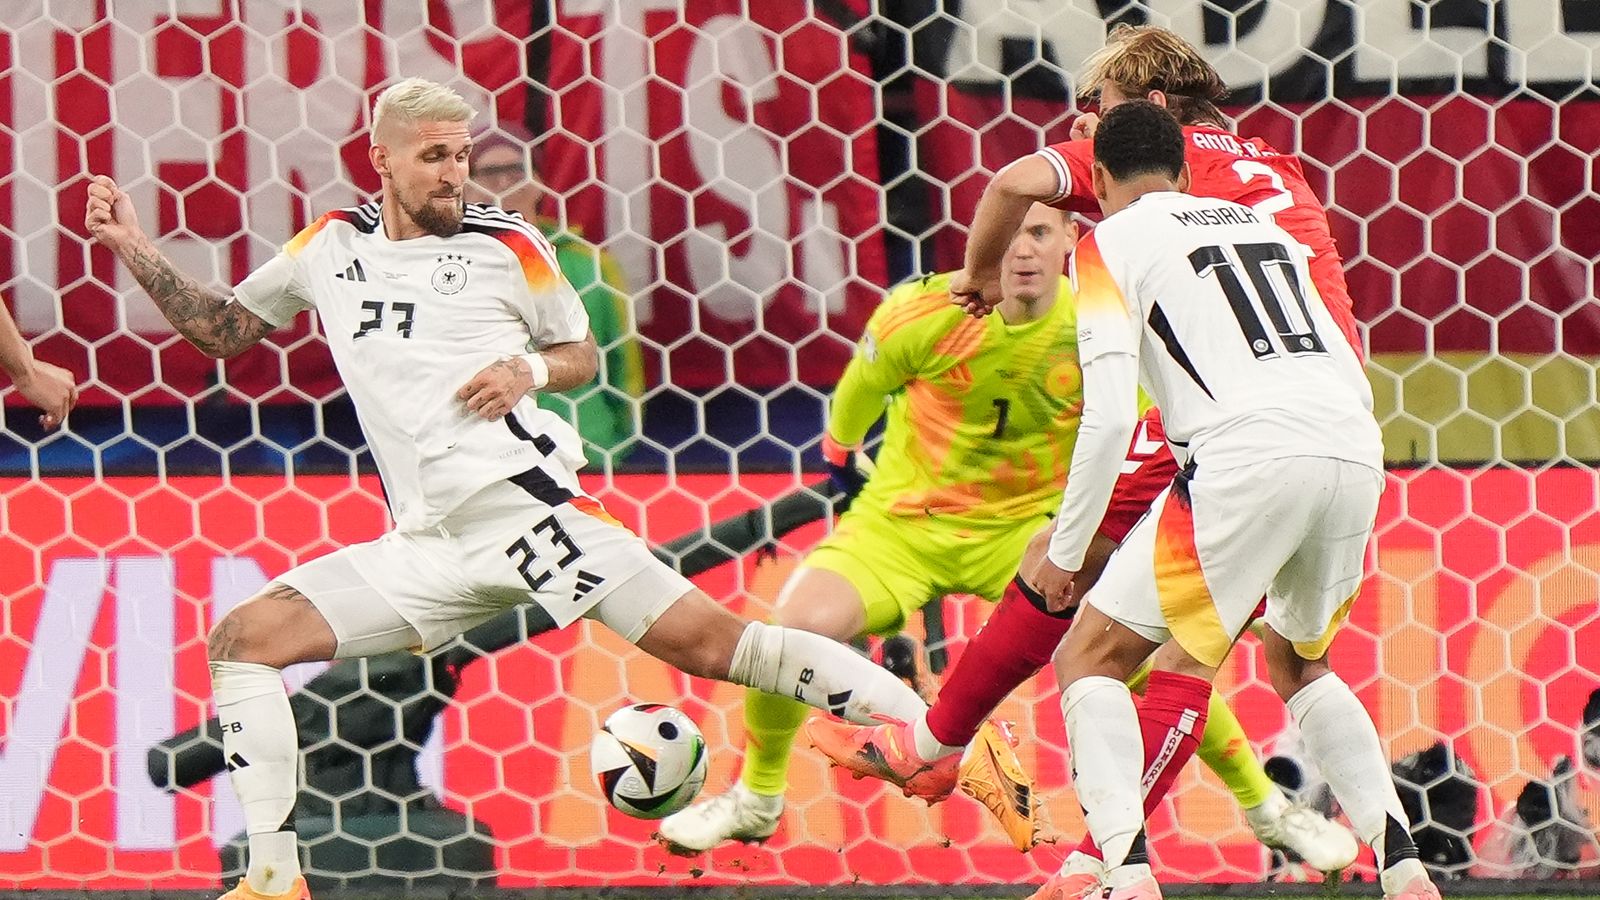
[
  {"xmin": 274, "ymin": 470, "xmax": 695, "ymax": 656},
  {"xmin": 1086, "ymin": 455, "xmax": 1384, "ymax": 668}
]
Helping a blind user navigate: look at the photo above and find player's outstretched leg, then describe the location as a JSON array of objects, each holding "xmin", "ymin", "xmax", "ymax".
[
  {"xmin": 660, "ymin": 567, "xmax": 890, "ymax": 853},
  {"xmin": 1264, "ymin": 632, "xmax": 1440, "ymax": 900},
  {"xmin": 807, "ymin": 572, "xmax": 1064, "ymax": 849},
  {"xmin": 807, "ymin": 529, "xmax": 1098, "ymax": 842},
  {"xmin": 631, "ymin": 583, "xmax": 933, "ymax": 822},
  {"xmin": 208, "ymin": 583, "xmax": 343, "ymax": 900}
]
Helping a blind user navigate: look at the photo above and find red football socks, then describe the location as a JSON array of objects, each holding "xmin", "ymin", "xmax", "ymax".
[
  {"xmin": 924, "ymin": 577, "xmax": 1073, "ymax": 747},
  {"xmin": 1075, "ymin": 669, "xmax": 1213, "ymax": 858}
]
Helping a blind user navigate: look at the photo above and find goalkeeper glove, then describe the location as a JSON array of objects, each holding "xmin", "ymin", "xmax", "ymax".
[{"xmin": 820, "ymin": 433, "xmax": 874, "ymax": 510}]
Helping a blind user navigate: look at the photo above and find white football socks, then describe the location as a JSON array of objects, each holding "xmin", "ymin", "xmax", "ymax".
[
  {"xmin": 912, "ymin": 715, "xmax": 965, "ymax": 762},
  {"xmin": 1287, "ymin": 671, "xmax": 1425, "ymax": 894},
  {"xmin": 210, "ymin": 660, "xmax": 302, "ymax": 895},
  {"xmin": 1062, "ymin": 675, "xmax": 1147, "ymax": 872},
  {"xmin": 728, "ymin": 622, "xmax": 925, "ymax": 725}
]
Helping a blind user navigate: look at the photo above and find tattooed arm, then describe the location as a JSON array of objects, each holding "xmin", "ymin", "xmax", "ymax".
[
  {"xmin": 84, "ymin": 174, "xmax": 276, "ymax": 359},
  {"xmin": 457, "ymin": 333, "xmax": 599, "ymax": 422},
  {"xmin": 535, "ymin": 332, "xmax": 600, "ymax": 393}
]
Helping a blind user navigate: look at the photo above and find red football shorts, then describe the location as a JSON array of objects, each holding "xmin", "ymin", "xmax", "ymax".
[{"xmin": 1096, "ymin": 407, "xmax": 1179, "ymax": 545}]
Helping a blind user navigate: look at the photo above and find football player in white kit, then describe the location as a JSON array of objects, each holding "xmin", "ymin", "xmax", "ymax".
[
  {"xmin": 85, "ymin": 78, "xmax": 929, "ymax": 900},
  {"xmin": 1022, "ymin": 101, "xmax": 1442, "ymax": 900}
]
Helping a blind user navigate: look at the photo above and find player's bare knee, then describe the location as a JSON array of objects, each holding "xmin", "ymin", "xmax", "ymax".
[
  {"xmin": 770, "ymin": 597, "xmax": 859, "ymax": 641},
  {"xmin": 1261, "ymin": 627, "xmax": 1330, "ymax": 701},
  {"xmin": 771, "ymin": 568, "xmax": 866, "ymax": 639},
  {"xmin": 205, "ymin": 611, "xmax": 253, "ymax": 663},
  {"xmin": 1149, "ymin": 640, "xmax": 1216, "ymax": 681},
  {"xmin": 682, "ymin": 612, "xmax": 745, "ymax": 681},
  {"xmin": 1053, "ymin": 605, "xmax": 1157, "ymax": 688},
  {"xmin": 207, "ymin": 582, "xmax": 334, "ymax": 667},
  {"xmin": 637, "ymin": 588, "xmax": 744, "ymax": 680}
]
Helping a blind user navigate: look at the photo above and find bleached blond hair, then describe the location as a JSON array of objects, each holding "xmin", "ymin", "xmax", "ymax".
[{"xmin": 370, "ymin": 77, "xmax": 476, "ymax": 140}]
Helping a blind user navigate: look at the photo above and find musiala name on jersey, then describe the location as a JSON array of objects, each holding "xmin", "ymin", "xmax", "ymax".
[{"xmin": 1170, "ymin": 206, "xmax": 1261, "ymax": 228}]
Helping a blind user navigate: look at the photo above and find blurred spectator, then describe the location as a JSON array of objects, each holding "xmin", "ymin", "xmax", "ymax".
[
  {"xmin": 1475, "ymin": 755, "xmax": 1598, "ymax": 879},
  {"xmin": 467, "ymin": 125, "xmax": 644, "ymax": 467}
]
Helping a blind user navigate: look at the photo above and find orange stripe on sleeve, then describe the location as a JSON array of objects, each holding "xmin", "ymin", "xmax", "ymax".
[
  {"xmin": 1072, "ymin": 233, "xmax": 1130, "ymax": 316},
  {"xmin": 481, "ymin": 227, "xmax": 561, "ymax": 292},
  {"xmin": 931, "ymin": 316, "xmax": 986, "ymax": 361},
  {"xmin": 283, "ymin": 210, "xmax": 355, "ymax": 258},
  {"xmin": 872, "ymin": 289, "xmax": 952, "ymax": 342}
]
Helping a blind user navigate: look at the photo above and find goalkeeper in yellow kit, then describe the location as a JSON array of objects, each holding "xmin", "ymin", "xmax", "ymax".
[
  {"xmin": 660, "ymin": 203, "xmax": 1080, "ymax": 854},
  {"xmin": 660, "ymin": 204, "xmax": 1353, "ymax": 862}
]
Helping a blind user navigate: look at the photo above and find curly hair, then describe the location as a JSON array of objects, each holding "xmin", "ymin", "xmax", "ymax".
[{"xmin": 1093, "ymin": 100, "xmax": 1187, "ymax": 183}]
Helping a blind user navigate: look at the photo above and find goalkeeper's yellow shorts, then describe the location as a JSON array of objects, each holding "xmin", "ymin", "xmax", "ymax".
[{"xmin": 802, "ymin": 507, "xmax": 1048, "ymax": 635}]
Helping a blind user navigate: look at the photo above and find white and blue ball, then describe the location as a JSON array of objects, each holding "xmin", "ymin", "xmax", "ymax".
[{"xmin": 590, "ymin": 703, "xmax": 708, "ymax": 819}]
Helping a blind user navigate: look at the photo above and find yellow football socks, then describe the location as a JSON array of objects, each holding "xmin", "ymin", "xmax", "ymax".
[{"xmin": 739, "ymin": 687, "xmax": 810, "ymax": 797}]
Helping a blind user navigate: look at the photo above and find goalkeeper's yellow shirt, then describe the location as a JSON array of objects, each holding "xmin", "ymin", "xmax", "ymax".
[{"xmin": 827, "ymin": 272, "xmax": 1083, "ymax": 524}]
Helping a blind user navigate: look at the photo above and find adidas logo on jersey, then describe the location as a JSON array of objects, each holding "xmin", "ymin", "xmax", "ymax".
[{"xmin": 334, "ymin": 259, "xmax": 368, "ymax": 282}]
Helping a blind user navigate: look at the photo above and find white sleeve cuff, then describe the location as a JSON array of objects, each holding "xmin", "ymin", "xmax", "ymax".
[{"xmin": 1036, "ymin": 147, "xmax": 1072, "ymax": 204}]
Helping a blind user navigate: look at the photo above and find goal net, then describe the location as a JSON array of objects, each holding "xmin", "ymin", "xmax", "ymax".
[{"xmin": 2, "ymin": 0, "xmax": 1597, "ymax": 891}]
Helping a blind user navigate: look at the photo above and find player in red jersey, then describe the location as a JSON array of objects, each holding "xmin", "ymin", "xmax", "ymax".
[
  {"xmin": 954, "ymin": 25, "xmax": 1362, "ymax": 361},
  {"xmin": 810, "ymin": 25, "xmax": 1367, "ymax": 899}
]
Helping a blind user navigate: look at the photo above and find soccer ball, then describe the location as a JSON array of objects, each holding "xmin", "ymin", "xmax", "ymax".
[{"xmin": 590, "ymin": 702, "xmax": 708, "ymax": 819}]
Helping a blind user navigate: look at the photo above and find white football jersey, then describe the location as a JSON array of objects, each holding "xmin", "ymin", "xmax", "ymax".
[
  {"xmin": 233, "ymin": 202, "xmax": 591, "ymax": 531},
  {"xmin": 1072, "ymin": 191, "xmax": 1381, "ymax": 472}
]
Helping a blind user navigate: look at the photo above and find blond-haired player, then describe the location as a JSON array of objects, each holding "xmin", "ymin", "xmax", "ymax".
[
  {"xmin": 808, "ymin": 22, "xmax": 1364, "ymax": 887},
  {"xmin": 86, "ymin": 77, "xmax": 932, "ymax": 900}
]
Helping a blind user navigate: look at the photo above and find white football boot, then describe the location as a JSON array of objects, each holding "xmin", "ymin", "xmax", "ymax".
[
  {"xmin": 658, "ymin": 782, "xmax": 783, "ymax": 854},
  {"xmin": 1245, "ymin": 788, "xmax": 1360, "ymax": 872}
]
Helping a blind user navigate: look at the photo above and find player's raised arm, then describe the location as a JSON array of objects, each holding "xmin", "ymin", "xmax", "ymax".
[
  {"xmin": 952, "ymin": 154, "xmax": 1063, "ymax": 316},
  {"xmin": 0, "ymin": 299, "xmax": 77, "ymax": 429},
  {"xmin": 84, "ymin": 174, "xmax": 276, "ymax": 359}
]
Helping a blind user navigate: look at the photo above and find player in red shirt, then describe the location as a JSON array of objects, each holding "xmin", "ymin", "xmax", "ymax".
[
  {"xmin": 954, "ymin": 26, "xmax": 1361, "ymax": 359},
  {"xmin": 809, "ymin": 25, "xmax": 1371, "ymax": 900}
]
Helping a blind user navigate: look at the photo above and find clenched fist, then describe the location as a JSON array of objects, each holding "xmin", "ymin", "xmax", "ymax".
[
  {"xmin": 1070, "ymin": 112, "xmax": 1100, "ymax": 142},
  {"xmin": 949, "ymin": 268, "xmax": 1003, "ymax": 317},
  {"xmin": 84, "ymin": 174, "xmax": 145, "ymax": 252},
  {"xmin": 14, "ymin": 359, "xmax": 77, "ymax": 431}
]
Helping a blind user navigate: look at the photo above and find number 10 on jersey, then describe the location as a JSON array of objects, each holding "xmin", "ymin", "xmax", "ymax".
[{"xmin": 1189, "ymin": 241, "xmax": 1326, "ymax": 360}]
